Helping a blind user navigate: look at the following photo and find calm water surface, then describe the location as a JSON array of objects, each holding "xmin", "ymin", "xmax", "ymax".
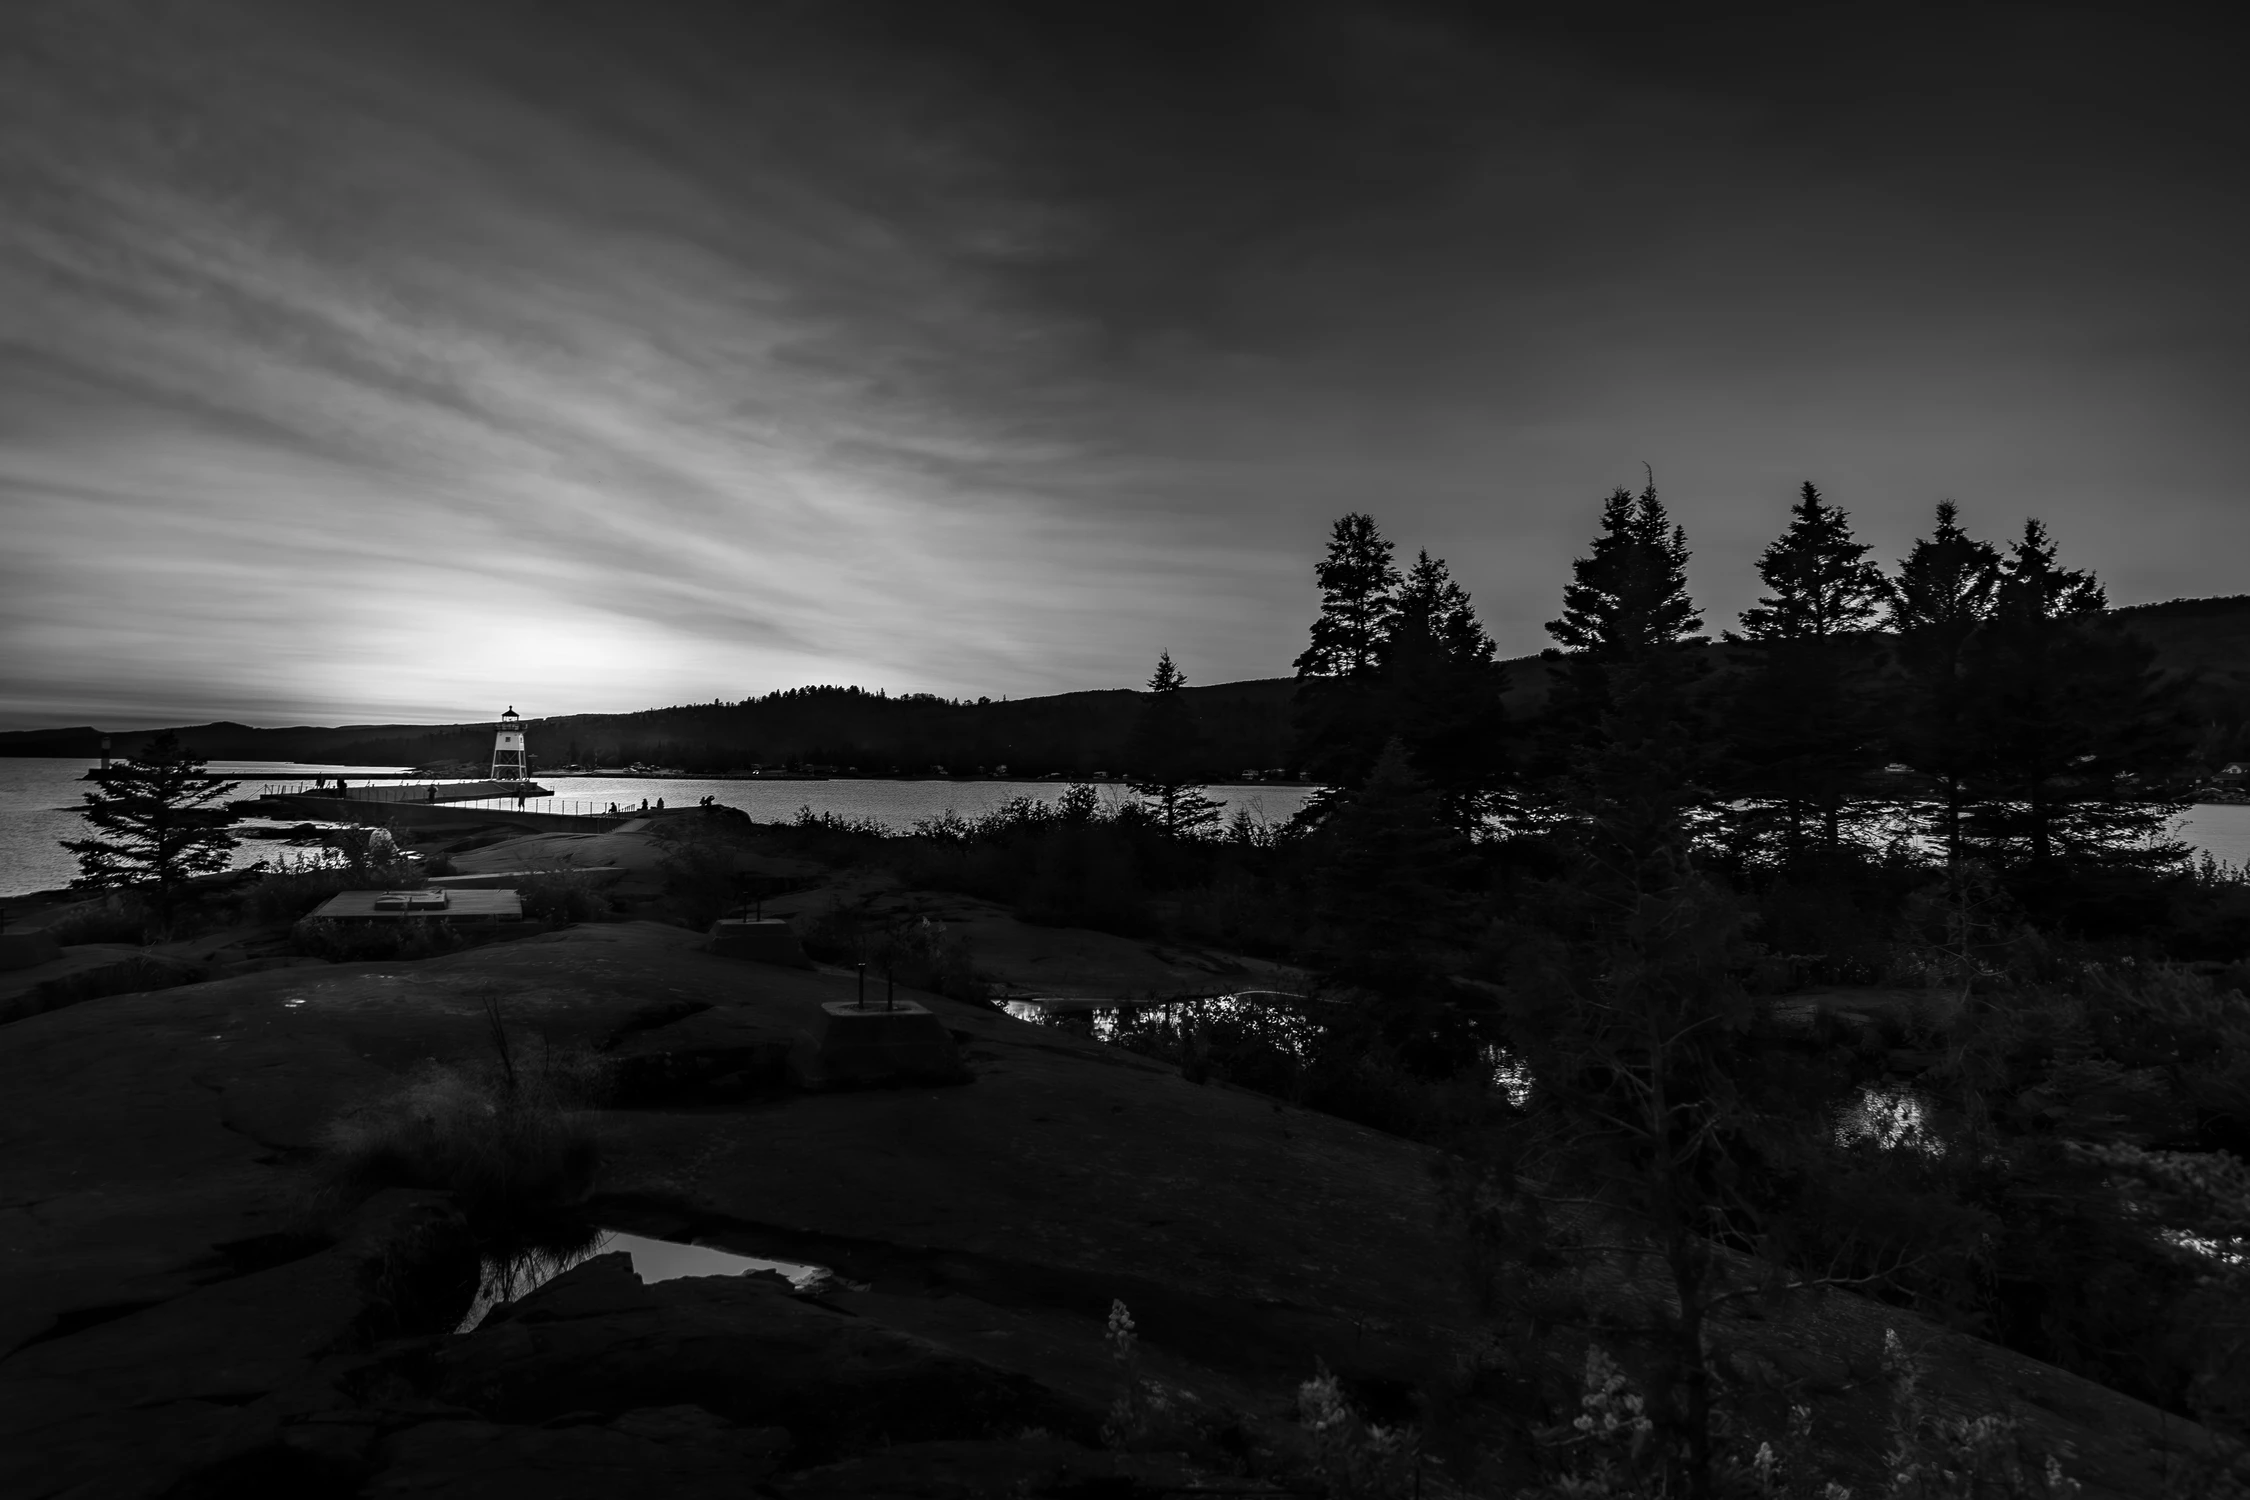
[
  {"xmin": 4, "ymin": 755, "xmax": 2246, "ymax": 900},
  {"xmin": 0, "ymin": 758, "xmax": 1311, "ymax": 897}
]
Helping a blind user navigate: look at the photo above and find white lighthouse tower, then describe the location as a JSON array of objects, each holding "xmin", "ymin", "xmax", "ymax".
[{"xmin": 490, "ymin": 706, "xmax": 527, "ymax": 781}]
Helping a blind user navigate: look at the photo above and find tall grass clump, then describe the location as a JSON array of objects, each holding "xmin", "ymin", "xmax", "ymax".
[
  {"xmin": 320, "ymin": 994, "xmax": 611, "ymax": 1233},
  {"xmin": 41, "ymin": 893, "xmax": 151, "ymax": 945}
]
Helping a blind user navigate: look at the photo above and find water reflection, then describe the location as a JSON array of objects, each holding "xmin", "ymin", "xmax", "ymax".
[
  {"xmin": 1001, "ymin": 991, "xmax": 1320, "ymax": 1049},
  {"xmin": 1001, "ymin": 992, "xmax": 1536, "ymax": 1100},
  {"xmin": 455, "ymin": 1228, "xmax": 836, "ymax": 1333}
]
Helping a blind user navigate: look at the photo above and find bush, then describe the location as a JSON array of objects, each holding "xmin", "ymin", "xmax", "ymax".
[
  {"xmin": 659, "ymin": 836, "xmax": 743, "ymax": 928},
  {"xmin": 291, "ymin": 916, "xmax": 467, "ymax": 962},
  {"xmin": 517, "ymin": 868, "xmax": 609, "ymax": 924},
  {"xmin": 320, "ymin": 1004, "xmax": 611, "ymax": 1231},
  {"xmin": 252, "ymin": 852, "xmax": 425, "ymax": 924},
  {"xmin": 795, "ymin": 902, "xmax": 992, "ymax": 1007},
  {"xmin": 41, "ymin": 894, "xmax": 149, "ymax": 945}
]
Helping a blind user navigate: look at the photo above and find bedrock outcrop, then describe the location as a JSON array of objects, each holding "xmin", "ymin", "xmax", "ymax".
[{"xmin": 0, "ymin": 920, "xmax": 2227, "ymax": 1495}]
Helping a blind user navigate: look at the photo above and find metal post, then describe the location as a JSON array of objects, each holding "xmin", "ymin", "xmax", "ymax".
[
  {"xmin": 856, "ymin": 961, "xmax": 866, "ymax": 1008},
  {"xmin": 887, "ymin": 967, "xmax": 894, "ymax": 1011}
]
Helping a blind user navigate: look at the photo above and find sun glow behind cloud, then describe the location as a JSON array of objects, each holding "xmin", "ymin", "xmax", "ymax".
[
  {"xmin": 0, "ymin": 0, "xmax": 1215, "ymax": 726},
  {"xmin": 1, "ymin": 0, "xmax": 2245, "ymax": 729}
]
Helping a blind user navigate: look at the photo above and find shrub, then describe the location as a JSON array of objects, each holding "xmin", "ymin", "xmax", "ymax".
[
  {"xmin": 41, "ymin": 894, "xmax": 150, "ymax": 945},
  {"xmin": 1098, "ymin": 1300, "xmax": 1220, "ymax": 1456},
  {"xmin": 291, "ymin": 916, "xmax": 467, "ymax": 962},
  {"xmin": 320, "ymin": 1004, "xmax": 611, "ymax": 1231},
  {"xmin": 517, "ymin": 868, "xmax": 609, "ymax": 924},
  {"xmin": 252, "ymin": 852, "xmax": 425, "ymax": 924},
  {"xmin": 659, "ymin": 836, "xmax": 743, "ymax": 928},
  {"xmin": 794, "ymin": 902, "xmax": 991, "ymax": 1007}
]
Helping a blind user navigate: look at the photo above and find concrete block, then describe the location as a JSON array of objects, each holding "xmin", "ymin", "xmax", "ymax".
[
  {"xmin": 790, "ymin": 999, "xmax": 969, "ymax": 1090},
  {"xmin": 0, "ymin": 931, "xmax": 62, "ymax": 971},
  {"xmin": 708, "ymin": 919, "xmax": 811, "ymax": 969}
]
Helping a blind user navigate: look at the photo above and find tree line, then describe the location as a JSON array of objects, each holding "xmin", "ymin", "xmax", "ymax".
[
  {"xmin": 1243, "ymin": 481, "xmax": 2244, "ymax": 1496},
  {"xmin": 1288, "ymin": 483, "xmax": 2195, "ymax": 919}
]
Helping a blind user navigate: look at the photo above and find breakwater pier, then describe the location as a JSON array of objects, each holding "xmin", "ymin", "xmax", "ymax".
[{"xmin": 236, "ymin": 790, "xmax": 633, "ymax": 834}]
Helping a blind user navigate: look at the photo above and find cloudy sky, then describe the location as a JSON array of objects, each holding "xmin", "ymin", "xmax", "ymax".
[{"xmin": 1, "ymin": 0, "xmax": 2243, "ymax": 729}]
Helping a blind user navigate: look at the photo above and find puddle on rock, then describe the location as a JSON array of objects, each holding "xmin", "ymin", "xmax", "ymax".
[{"xmin": 455, "ymin": 1230, "xmax": 839, "ymax": 1333}]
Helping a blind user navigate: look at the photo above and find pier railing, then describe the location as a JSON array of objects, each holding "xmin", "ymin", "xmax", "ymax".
[{"xmin": 252, "ymin": 784, "xmax": 646, "ymax": 820}]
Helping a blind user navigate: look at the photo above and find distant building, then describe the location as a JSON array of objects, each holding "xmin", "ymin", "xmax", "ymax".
[{"xmin": 491, "ymin": 706, "xmax": 527, "ymax": 781}]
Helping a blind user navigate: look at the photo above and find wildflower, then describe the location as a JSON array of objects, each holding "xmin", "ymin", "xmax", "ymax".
[
  {"xmin": 1297, "ymin": 1370, "xmax": 1351, "ymax": 1434},
  {"xmin": 1105, "ymin": 1299, "xmax": 1137, "ymax": 1363}
]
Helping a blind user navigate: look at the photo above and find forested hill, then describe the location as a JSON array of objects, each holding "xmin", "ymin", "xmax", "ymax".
[
  {"xmin": 0, "ymin": 678, "xmax": 1310, "ymax": 777},
  {"xmin": 7, "ymin": 594, "xmax": 2248, "ymax": 773}
]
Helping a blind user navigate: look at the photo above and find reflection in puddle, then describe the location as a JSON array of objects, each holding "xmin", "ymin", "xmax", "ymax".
[
  {"xmin": 1835, "ymin": 1083, "xmax": 1946, "ymax": 1156},
  {"xmin": 454, "ymin": 1230, "xmax": 837, "ymax": 1333},
  {"xmin": 2162, "ymin": 1228, "xmax": 2249, "ymax": 1265},
  {"xmin": 1005, "ymin": 995, "xmax": 1537, "ymax": 1103},
  {"xmin": 1002, "ymin": 991, "xmax": 1319, "ymax": 1048}
]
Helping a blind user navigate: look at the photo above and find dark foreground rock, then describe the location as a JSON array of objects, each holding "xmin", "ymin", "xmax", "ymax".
[
  {"xmin": 0, "ymin": 920, "xmax": 2231, "ymax": 1496},
  {"xmin": 365, "ymin": 1410, "xmax": 791, "ymax": 1498},
  {"xmin": 439, "ymin": 1252, "xmax": 1092, "ymax": 1456}
]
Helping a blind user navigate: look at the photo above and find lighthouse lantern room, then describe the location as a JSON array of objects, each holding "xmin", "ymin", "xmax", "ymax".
[{"xmin": 491, "ymin": 706, "xmax": 527, "ymax": 781}]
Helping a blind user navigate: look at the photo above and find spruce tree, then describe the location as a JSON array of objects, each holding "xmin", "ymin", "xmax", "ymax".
[
  {"xmin": 1308, "ymin": 737, "xmax": 1478, "ymax": 1008},
  {"xmin": 1728, "ymin": 482, "xmax": 1889, "ymax": 865},
  {"xmin": 1125, "ymin": 650, "xmax": 1222, "ymax": 839},
  {"xmin": 1503, "ymin": 489, "xmax": 1779, "ymax": 1495},
  {"xmin": 1384, "ymin": 550, "xmax": 1511, "ymax": 833},
  {"xmin": 1957, "ymin": 519, "xmax": 2191, "ymax": 898},
  {"xmin": 1292, "ymin": 513, "xmax": 1402, "ymax": 791},
  {"xmin": 1547, "ymin": 483, "xmax": 1702, "ymax": 662},
  {"xmin": 1540, "ymin": 481, "xmax": 1706, "ymax": 795},
  {"xmin": 1886, "ymin": 501, "xmax": 2002, "ymax": 867},
  {"xmin": 62, "ymin": 732, "xmax": 242, "ymax": 921}
]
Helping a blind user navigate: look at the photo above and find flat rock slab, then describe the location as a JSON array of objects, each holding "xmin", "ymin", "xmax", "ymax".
[
  {"xmin": 365, "ymin": 1410, "xmax": 790, "ymax": 1499},
  {"xmin": 438, "ymin": 1252, "xmax": 1090, "ymax": 1456},
  {"xmin": 0, "ymin": 1190, "xmax": 455, "ymax": 1498},
  {"xmin": 0, "ymin": 944, "xmax": 198, "ymax": 1025},
  {"xmin": 709, "ymin": 916, "xmax": 811, "ymax": 968},
  {"xmin": 772, "ymin": 1434, "xmax": 1255, "ymax": 1500}
]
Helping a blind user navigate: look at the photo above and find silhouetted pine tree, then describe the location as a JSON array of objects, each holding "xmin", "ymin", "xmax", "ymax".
[
  {"xmin": 1539, "ymin": 483, "xmax": 1709, "ymax": 832},
  {"xmin": 61, "ymin": 731, "xmax": 242, "ymax": 922},
  {"xmin": 1292, "ymin": 512, "xmax": 1401, "ymax": 792},
  {"xmin": 1382, "ymin": 550, "xmax": 1512, "ymax": 833},
  {"xmin": 1957, "ymin": 519, "xmax": 2192, "ymax": 897},
  {"xmin": 1886, "ymin": 500, "xmax": 2003, "ymax": 867},
  {"xmin": 1501, "ymin": 493, "xmax": 1775, "ymax": 1494},
  {"xmin": 1727, "ymin": 482, "xmax": 1890, "ymax": 866},
  {"xmin": 1308, "ymin": 737, "xmax": 1478, "ymax": 1008},
  {"xmin": 1125, "ymin": 650, "xmax": 1222, "ymax": 839}
]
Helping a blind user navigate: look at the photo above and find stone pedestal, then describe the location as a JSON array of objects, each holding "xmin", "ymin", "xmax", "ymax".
[
  {"xmin": 0, "ymin": 931, "xmax": 62, "ymax": 971},
  {"xmin": 708, "ymin": 919, "xmax": 811, "ymax": 969},
  {"xmin": 789, "ymin": 999, "xmax": 969, "ymax": 1090}
]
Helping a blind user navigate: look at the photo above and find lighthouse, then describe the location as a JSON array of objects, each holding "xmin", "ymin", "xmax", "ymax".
[{"xmin": 491, "ymin": 706, "xmax": 527, "ymax": 781}]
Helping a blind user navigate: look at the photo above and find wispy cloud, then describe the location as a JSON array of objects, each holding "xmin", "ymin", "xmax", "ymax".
[{"xmin": 1, "ymin": 0, "xmax": 2244, "ymax": 729}]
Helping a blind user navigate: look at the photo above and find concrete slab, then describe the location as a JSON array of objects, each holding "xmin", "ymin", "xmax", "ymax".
[
  {"xmin": 309, "ymin": 890, "xmax": 524, "ymax": 921},
  {"xmin": 790, "ymin": 999, "xmax": 967, "ymax": 1090}
]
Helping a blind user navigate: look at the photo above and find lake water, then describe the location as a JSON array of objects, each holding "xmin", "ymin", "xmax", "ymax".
[
  {"xmin": 4, "ymin": 755, "xmax": 2246, "ymax": 900},
  {"xmin": 0, "ymin": 758, "xmax": 1312, "ymax": 898}
]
